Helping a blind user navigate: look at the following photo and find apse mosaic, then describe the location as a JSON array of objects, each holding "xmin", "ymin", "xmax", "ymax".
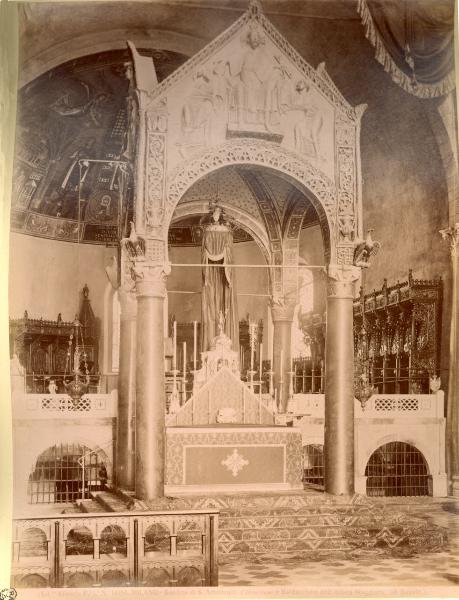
[{"xmin": 12, "ymin": 49, "xmax": 187, "ymax": 245}]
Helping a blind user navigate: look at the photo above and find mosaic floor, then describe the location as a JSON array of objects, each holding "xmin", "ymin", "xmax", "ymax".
[{"xmin": 218, "ymin": 498, "xmax": 459, "ymax": 589}]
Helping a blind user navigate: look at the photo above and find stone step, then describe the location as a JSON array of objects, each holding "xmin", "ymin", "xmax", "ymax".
[
  {"xmin": 91, "ymin": 490, "xmax": 130, "ymax": 513},
  {"xmin": 90, "ymin": 488, "xmax": 447, "ymax": 561},
  {"xmin": 78, "ymin": 499, "xmax": 106, "ymax": 513}
]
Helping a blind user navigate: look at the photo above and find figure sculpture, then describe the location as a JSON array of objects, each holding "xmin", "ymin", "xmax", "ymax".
[{"xmin": 201, "ymin": 206, "xmax": 239, "ymax": 352}]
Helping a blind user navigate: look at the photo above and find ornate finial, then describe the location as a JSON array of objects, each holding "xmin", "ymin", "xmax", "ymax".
[
  {"xmin": 248, "ymin": 0, "xmax": 263, "ymax": 17},
  {"xmin": 83, "ymin": 284, "xmax": 89, "ymax": 298},
  {"xmin": 122, "ymin": 221, "xmax": 146, "ymax": 258},
  {"xmin": 353, "ymin": 229, "xmax": 381, "ymax": 268},
  {"xmin": 429, "ymin": 375, "xmax": 441, "ymax": 393}
]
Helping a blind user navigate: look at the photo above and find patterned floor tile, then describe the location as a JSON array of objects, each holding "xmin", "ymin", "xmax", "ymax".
[{"xmin": 219, "ymin": 499, "xmax": 459, "ymax": 588}]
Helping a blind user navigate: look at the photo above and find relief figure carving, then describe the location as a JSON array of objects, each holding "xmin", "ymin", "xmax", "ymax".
[
  {"xmin": 288, "ymin": 80, "xmax": 324, "ymax": 161},
  {"xmin": 225, "ymin": 25, "xmax": 291, "ymax": 133},
  {"xmin": 180, "ymin": 67, "xmax": 225, "ymax": 155}
]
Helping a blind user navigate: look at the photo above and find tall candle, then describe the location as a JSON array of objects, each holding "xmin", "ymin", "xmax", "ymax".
[
  {"xmin": 193, "ymin": 321, "xmax": 197, "ymax": 371},
  {"xmin": 183, "ymin": 341, "xmax": 187, "ymax": 378},
  {"xmin": 270, "ymin": 326, "xmax": 274, "ymax": 365},
  {"xmin": 280, "ymin": 349, "xmax": 283, "ymax": 381},
  {"xmin": 259, "ymin": 343, "xmax": 263, "ymax": 377},
  {"xmin": 250, "ymin": 323, "xmax": 255, "ymax": 372},
  {"xmin": 173, "ymin": 321, "xmax": 177, "ymax": 371}
]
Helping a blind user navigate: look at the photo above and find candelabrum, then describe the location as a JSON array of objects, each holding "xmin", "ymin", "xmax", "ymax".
[
  {"xmin": 267, "ymin": 368, "xmax": 274, "ymax": 396},
  {"xmin": 286, "ymin": 370, "xmax": 295, "ymax": 414},
  {"xmin": 169, "ymin": 369, "xmax": 181, "ymax": 414},
  {"xmin": 248, "ymin": 369, "xmax": 256, "ymax": 392},
  {"xmin": 354, "ymin": 372, "xmax": 376, "ymax": 411}
]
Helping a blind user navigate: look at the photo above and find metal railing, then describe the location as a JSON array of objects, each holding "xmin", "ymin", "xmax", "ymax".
[{"xmin": 11, "ymin": 509, "xmax": 219, "ymax": 588}]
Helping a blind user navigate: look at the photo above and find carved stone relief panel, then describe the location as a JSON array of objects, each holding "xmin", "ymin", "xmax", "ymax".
[{"xmin": 147, "ymin": 5, "xmax": 355, "ymax": 187}]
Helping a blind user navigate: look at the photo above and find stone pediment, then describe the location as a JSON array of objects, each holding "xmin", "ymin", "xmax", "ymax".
[
  {"xmin": 133, "ymin": 0, "xmax": 362, "ymax": 181},
  {"xmin": 166, "ymin": 366, "xmax": 275, "ymax": 426},
  {"xmin": 130, "ymin": 0, "xmax": 365, "ymax": 264}
]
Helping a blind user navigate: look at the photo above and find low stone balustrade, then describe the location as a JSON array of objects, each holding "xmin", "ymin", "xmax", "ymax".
[
  {"xmin": 12, "ymin": 391, "xmax": 118, "ymax": 420},
  {"xmin": 354, "ymin": 391, "xmax": 444, "ymax": 418},
  {"xmin": 292, "ymin": 391, "xmax": 444, "ymax": 420}
]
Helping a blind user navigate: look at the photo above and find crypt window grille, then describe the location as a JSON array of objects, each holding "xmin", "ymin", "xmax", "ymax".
[
  {"xmin": 302, "ymin": 444, "xmax": 324, "ymax": 487},
  {"xmin": 28, "ymin": 443, "xmax": 105, "ymax": 504},
  {"xmin": 365, "ymin": 442, "xmax": 431, "ymax": 497}
]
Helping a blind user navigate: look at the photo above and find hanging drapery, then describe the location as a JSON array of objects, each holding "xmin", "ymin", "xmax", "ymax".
[
  {"xmin": 201, "ymin": 224, "xmax": 239, "ymax": 353},
  {"xmin": 357, "ymin": 0, "xmax": 455, "ymax": 98}
]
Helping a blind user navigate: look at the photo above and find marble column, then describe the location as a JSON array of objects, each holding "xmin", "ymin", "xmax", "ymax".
[
  {"xmin": 440, "ymin": 224, "xmax": 459, "ymax": 495},
  {"xmin": 271, "ymin": 301, "xmax": 295, "ymax": 413},
  {"xmin": 134, "ymin": 263, "xmax": 170, "ymax": 500},
  {"xmin": 324, "ymin": 265, "xmax": 360, "ymax": 496},
  {"xmin": 115, "ymin": 290, "xmax": 137, "ymax": 490}
]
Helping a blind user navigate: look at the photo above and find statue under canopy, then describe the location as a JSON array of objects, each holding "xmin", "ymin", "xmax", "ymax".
[{"xmin": 201, "ymin": 205, "xmax": 239, "ymax": 353}]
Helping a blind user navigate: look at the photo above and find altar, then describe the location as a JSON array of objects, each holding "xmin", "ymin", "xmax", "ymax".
[
  {"xmin": 165, "ymin": 425, "xmax": 303, "ymax": 495},
  {"xmin": 165, "ymin": 327, "xmax": 303, "ymax": 494}
]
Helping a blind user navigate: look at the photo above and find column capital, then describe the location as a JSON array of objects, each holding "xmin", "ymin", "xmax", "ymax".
[
  {"xmin": 327, "ymin": 264, "xmax": 360, "ymax": 299},
  {"xmin": 270, "ymin": 297, "xmax": 296, "ymax": 322},
  {"xmin": 133, "ymin": 261, "xmax": 171, "ymax": 298},
  {"xmin": 121, "ymin": 226, "xmax": 170, "ymax": 298},
  {"xmin": 440, "ymin": 223, "xmax": 459, "ymax": 257}
]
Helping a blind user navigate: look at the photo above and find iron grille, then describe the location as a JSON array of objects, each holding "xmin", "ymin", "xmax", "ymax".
[
  {"xmin": 302, "ymin": 444, "xmax": 324, "ymax": 487},
  {"xmin": 28, "ymin": 443, "xmax": 105, "ymax": 504},
  {"xmin": 365, "ymin": 441, "xmax": 431, "ymax": 497}
]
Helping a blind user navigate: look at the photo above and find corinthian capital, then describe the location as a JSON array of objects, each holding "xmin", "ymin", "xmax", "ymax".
[
  {"xmin": 133, "ymin": 261, "xmax": 171, "ymax": 298},
  {"xmin": 440, "ymin": 223, "xmax": 459, "ymax": 256},
  {"xmin": 270, "ymin": 295, "xmax": 296, "ymax": 321},
  {"xmin": 328, "ymin": 263, "xmax": 360, "ymax": 299}
]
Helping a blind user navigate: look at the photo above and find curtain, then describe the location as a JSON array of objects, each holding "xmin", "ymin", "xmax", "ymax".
[{"xmin": 357, "ymin": 0, "xmax": 455, "ymax": 98}]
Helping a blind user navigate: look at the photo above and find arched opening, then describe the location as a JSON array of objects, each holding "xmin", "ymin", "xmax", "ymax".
[
  {"xmin": 365, "ymin": 441, "xmax": 431, "ymax": 497},
  {"xmin": 66, "ymin": 526, "xmax": 94, "ymax": 556},
  {"xmin": 100, "ymin": 524, "xmax": 127, "ymax": 558},
  {"xmin": 144, "ymin": 522, "xmax": 170, "ymax": 557},
  {"xmin": 176, "ymin": 521, "xmax": 202, "ymax": 556},
  {"xmin": 167, "ymin": 163, "xmax": 327, "ymax": 406},
  {"xmin": 18, "ymin": 574, "xmax": 48, "ymax": 588},
  {"xmin": 28, "ymin": 443, "xmax": 109, "ymax": 504},
  {"xmin": 20, "ymin": 527, "xmax": 48, "ymax": 559}
]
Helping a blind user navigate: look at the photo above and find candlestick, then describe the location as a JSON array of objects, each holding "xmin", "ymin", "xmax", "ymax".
[
  {"xmin": 250, "ymin": 323, "xmax": 255, "ymax": 372},
  {"xmin": 173, "ymin": 321, "xmax": 177, "ymax": 371},
  {"xmin": 169, "ymin": 369, "xmax": 180, "ymax": 414},
  {"xmin": 182, "ymin": 341, "xmax": 187, "ymax": 404},
  {"xmin": 193, "ymin": 321, "xmax": 197, "ymax": 371},
  {"xmin": 280, "ymin": 349, "xmax": 283, "ymax": 382},
  {"xmin": 259, "ymin": 343, "xmax": 263, "ymax": 395},
  {"xmin": 268, "ymin": 368, "xmax": 274, "ymax": 397}
]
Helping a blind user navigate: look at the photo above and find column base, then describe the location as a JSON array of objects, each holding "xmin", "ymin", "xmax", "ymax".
[{"xmin": 450, "ymin": 475, "xmax": 459, "ymax": 497}]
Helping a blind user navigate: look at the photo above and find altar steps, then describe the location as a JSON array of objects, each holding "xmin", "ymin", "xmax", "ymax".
[{"xmin": 86, "ymin": 489, "xmax": 447, "ymax": 562}]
